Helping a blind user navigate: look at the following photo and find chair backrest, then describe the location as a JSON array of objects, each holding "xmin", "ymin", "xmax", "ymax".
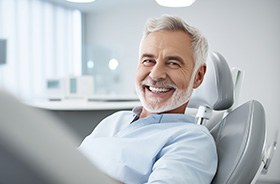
[
  {"xmin": 187, "ymin": 52, "xmax": 266, "ymax": 184},
  {"xmin": 210, "ymin": 100, "xmax": 266, "ymax": 184}
]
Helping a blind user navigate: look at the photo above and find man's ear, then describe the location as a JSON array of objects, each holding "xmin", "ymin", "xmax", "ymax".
[{"xmin": 193, "ymin": 64, "xmax": 206, "ymax": 89}]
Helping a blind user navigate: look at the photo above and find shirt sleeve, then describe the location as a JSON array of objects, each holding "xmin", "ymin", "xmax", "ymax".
[{"xmin": 146, "ymin": 127, "xmax": 218, "ymax": 184}]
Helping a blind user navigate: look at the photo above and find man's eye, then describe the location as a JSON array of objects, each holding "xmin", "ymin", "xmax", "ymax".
[
  {"xmin": 167, "ymin": 62, "xmax": 181, "ymax": 69},
  {"xmin": 142, "ymin": 60, "xmax": 155, "ymax": 66}
]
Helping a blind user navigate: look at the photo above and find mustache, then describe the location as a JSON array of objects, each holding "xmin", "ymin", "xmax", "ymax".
[{"xmin": 141, "ymin": 77, "xmax": 176, "ymax": 88}]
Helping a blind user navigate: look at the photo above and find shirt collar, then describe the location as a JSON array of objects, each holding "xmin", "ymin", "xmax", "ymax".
[{"xmin": 132, "ymin": 106, "xmax": 195, "ymax": 124}]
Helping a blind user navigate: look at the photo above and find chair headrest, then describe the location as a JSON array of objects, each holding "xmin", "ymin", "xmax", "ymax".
[{"xmin": 188, "ymin": 52, "xmax": 234, "ymax": 111}]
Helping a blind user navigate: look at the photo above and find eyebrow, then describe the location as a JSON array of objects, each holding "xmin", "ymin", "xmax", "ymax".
[{"xmin": 140, "ymin": 53, "xmax": 156, "ymax": 60}]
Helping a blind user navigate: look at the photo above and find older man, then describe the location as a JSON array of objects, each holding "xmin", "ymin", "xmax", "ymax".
[{"xmin": 79, "ymin": 15, "xmax": 217, "ymax": 184}]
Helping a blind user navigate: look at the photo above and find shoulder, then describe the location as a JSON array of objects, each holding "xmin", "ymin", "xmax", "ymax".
[
  {"xmin": 186, "ymin": 123, "xmax": 214, "ymax": 141},
  {"xmin": 167, "ymin": 123, "xmax": 216, "ymax": 150},
  {"xmin": 182, "ymin": 124, "xmax": 216, "ymax": 154},
  {"xmin": 163, "ymin": 121, "xmax": 214, "ymax": 143}
]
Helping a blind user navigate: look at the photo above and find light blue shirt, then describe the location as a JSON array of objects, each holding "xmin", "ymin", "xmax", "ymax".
[{"xmin": 79, "ymin": 107, "xmax": 217, "ymax": 184}]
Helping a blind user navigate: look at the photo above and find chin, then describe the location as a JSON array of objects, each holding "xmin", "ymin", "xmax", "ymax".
[
  {"xmin": 135, "ymin": 82, "xmax": 192, "ymax": 114},
  {"xmin": 141, "ymin": 94, "xmax": 189, "ymax": 114}
]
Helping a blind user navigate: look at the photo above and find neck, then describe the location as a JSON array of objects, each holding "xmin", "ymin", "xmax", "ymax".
[{"xmin": 139, "ymin": 103, "xmax": 188, "ymax": 118}]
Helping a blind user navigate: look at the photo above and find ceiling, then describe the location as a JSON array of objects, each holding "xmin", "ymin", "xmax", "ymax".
[{"xmin": 44, "ymin": 0, "xmax": 144, "ymax": 13}]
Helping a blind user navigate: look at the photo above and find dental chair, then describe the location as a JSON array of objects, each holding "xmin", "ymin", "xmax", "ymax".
[{"xmin": 188, "ymin": 52, "xmax": 268, "ymax": 184}]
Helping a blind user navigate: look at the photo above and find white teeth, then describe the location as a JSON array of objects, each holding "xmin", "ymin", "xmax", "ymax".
[{"xmin": 149, "ymin": 86, "xmax": 171, "ymax": 93}]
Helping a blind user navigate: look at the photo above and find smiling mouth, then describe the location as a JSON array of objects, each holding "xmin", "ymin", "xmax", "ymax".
[{"xmin": 145, "ymin": 85, "xmax": 175, "ymax": 93}]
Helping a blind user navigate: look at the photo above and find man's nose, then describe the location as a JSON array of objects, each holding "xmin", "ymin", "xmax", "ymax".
[{"xmin": 149, "ymin": 63, "xmax": 167, "ymax": 81}]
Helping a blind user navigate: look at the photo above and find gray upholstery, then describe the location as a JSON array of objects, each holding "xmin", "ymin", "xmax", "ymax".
[
  {"xmin": 188, "ymin": 51, "xmax": 234, "ymax": 111},
  {"xmin": 210, "ymin": 100, "xmax": 266, "ymax": 184},
  {"xmin": 187, "ymin": 52, "xmax": 266, "ymax": 183},
  {"xmin": 0, "ymin": 90, "xmax": 119, "ymax": 184}
]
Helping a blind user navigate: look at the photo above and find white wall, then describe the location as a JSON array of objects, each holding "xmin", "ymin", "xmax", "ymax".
[{"xmin": 84, "ymin": 0, "xmax": 280, "ymax": 182}]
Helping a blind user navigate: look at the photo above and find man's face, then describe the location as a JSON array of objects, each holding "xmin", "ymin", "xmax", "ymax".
[{"xmin": 135, "ymin": 30, "xmax": 198, "ymax": 115}]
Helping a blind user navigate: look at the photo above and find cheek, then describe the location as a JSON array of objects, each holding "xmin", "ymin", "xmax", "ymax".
[
  {"xmin": 170, "ymin": 72, "xmax": 192, "ymax": 90},
  {"xmin": 135, "ymin": 66, "xmax": 149, "ymax": 84}
]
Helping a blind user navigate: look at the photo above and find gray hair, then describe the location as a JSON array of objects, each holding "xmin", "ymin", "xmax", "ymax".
[{"xmin": 140, "ymin": 15, "xmax": 208, "ymax": 73}]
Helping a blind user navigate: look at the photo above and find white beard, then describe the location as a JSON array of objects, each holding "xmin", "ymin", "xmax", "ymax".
[{"xmin": 135, "ymin": 76, "xmax": 194, "ymax": 113}]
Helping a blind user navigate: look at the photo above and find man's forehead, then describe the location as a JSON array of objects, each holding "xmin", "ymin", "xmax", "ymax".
[
  {"xmin": 141, "ymin": 31, "xmax": 191, "ymax": 48},
  {"xmin": 140, "ymin": 31, "xmax": 193, "ymax": 56}
]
